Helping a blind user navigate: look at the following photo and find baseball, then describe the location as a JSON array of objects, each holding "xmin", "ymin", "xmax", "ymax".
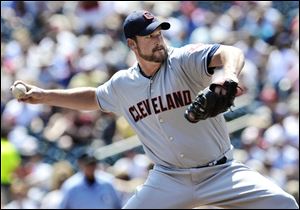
[{"xmin": 11, "ymin": 84, "xmax": 27, "ymax": 99}]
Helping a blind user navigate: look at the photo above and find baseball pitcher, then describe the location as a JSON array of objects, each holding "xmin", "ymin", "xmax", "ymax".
[{"xmin": 11, "ymin": 10, "xmax": 298, "ymax": 209}]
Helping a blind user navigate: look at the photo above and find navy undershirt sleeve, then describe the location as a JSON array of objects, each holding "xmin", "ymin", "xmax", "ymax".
[{"xmin": 207, "ymin": 44, "xmax": 221, "ymax": 75}]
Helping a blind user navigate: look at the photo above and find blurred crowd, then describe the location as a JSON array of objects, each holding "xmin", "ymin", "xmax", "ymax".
[{"xmin": 1, "ymin": 1, "xmax": 299, "ymax": 208}]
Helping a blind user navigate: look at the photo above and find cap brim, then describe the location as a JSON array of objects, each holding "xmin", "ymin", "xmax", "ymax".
[
  {"xmin": 81, "ymin": 158, "xmax": 97, "ymax": 164},
  {"xmin": 78, "ymin": 153, "xmax": 98, "ymax": 164},
  {"xmin": 138, "ymin": 21, "xmax": 170, "ymax": 36}
]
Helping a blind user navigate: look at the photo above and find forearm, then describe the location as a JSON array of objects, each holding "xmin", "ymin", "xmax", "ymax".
[
  {"xmin": 43, "ymin": 87, "xmax": 100, "ymax": 111},
  {"xmin": 221, "ymin": 46, "xmax": 245, "ymax": 82},
  {"xmin": 209, "ymin": 45, "xmax": 245, "ymax": 82}
]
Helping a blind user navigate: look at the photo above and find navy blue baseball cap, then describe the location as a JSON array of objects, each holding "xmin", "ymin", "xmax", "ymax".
[{"xmin": 123, "ymin": 10, "xmax": 170, "ymax": 39}]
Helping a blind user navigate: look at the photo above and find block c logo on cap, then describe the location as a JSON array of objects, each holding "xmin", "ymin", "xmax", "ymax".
[{"xmin": 143, "ymin": 11, "xmax": 154, "ymax": 20}]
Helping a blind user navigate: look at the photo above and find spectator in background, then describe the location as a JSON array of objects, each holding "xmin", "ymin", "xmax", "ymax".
[
  {"xmin": 1, "ymin": 125, "xmax": 21, "ymax": 205},
  {"xmin": 40, "ymin": 161, "xmax": 74, "ymax": 209},
  {"xmin": 3, "ymin": 179, "xmax": 37, "ymax": 209},
  {"xmin": 59, "ymin": 150, "xmax": 121, "ymax": 209}
]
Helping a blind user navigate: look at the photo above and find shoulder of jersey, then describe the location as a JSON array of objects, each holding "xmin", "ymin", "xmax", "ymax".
[
  {"xmin": 184, "ymin": 43, "xmax": 210, "ymax": 53},
  {"xmin": 109, "ymin": 67, "xmax": 138, "ymax": 83},
  {"xmin": 168, "ymin": 45, "xmax": 187, "ymax": 59}
]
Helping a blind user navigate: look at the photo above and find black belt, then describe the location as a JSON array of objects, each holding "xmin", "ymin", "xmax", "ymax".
[{"xmin": 195, "ymin": 156, "xmax": 227, "ymax": 168}]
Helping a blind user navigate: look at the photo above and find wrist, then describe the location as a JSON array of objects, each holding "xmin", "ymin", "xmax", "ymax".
[
  {"xmin": 41, "ymin": 89, "xmax": 51, "ymax": 104},
  {"xmin": 224, "ymin": 73, "xmax": 239, "ymax": 83}
]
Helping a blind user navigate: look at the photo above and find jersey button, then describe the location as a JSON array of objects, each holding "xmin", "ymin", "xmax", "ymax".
[
  {"xmin": 159, "ymin": 118, "xmax": 164, "ymax": 123},
  {"xmin": 180, "ymin": 153, "xmax": 184, "ymax": 158},
  {"xmin": 169, "ymin": 136, "xmax": 174, "ymax": 141}
]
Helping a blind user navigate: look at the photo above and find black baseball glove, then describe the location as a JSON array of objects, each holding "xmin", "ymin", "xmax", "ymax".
[{"xmin": 184, "ymin": 79, "xmax": 239, "ymax": 123}]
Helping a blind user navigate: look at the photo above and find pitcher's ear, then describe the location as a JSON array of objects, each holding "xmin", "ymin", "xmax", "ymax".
[{"xmin": 127, "ymin": 39, "xmax": 137, "ymax": 50}]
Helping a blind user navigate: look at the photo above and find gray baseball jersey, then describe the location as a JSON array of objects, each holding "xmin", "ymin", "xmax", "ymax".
[
  {"xmin": 96, "ymin": 44, "xmax": 298, "ymax": 209},
  {"xmin": 96, "ymin": 43, "xmax": 230, "ymax": 169}
]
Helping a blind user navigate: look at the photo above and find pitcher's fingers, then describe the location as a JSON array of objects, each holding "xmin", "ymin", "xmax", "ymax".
[
  {"xmin": 18, "ymin": 97, "xmax": 33, "ymax": 103},
  {"xmin": 22, "ymin": 89, "xmax": 35, "ymax": 99},
  {"xmin": 214, "ymin": 86, "xmax": 227, "ymax": 95},
  {"xmin": 214, "ymin": 86, "xmax": 222, "ymax": 95},
  {"xmin": 221, "ymin": 88, "xmax": 227, "ymax": 95}
]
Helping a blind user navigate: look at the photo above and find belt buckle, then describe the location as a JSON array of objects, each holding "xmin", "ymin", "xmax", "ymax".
[
  {"xmin": 208, "ymin": 156, "xmax": 227, "ymax": 167},
  {"xmin": 208, "ymin": 160, "xmax": 218, "ymax": 167}
]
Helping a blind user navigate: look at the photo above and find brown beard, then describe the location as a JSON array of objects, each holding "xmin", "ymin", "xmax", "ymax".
[{"xmin": 137, "ymin": 45, "xmax": 168, "ymax": 63}]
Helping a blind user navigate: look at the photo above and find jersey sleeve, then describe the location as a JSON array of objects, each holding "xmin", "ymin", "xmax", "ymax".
[
  {"xmin": 96, "ymin": 77, "xmax": 121, "ymax": 115},
  {"xmin": 180, "ymin": 43, "xmax": 220, "ymax": 85}
]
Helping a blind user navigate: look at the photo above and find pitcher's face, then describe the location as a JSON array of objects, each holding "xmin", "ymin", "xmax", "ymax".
[{"xmin": 134, "ymin": 28, "xmax": 168, "ymax": 63}]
